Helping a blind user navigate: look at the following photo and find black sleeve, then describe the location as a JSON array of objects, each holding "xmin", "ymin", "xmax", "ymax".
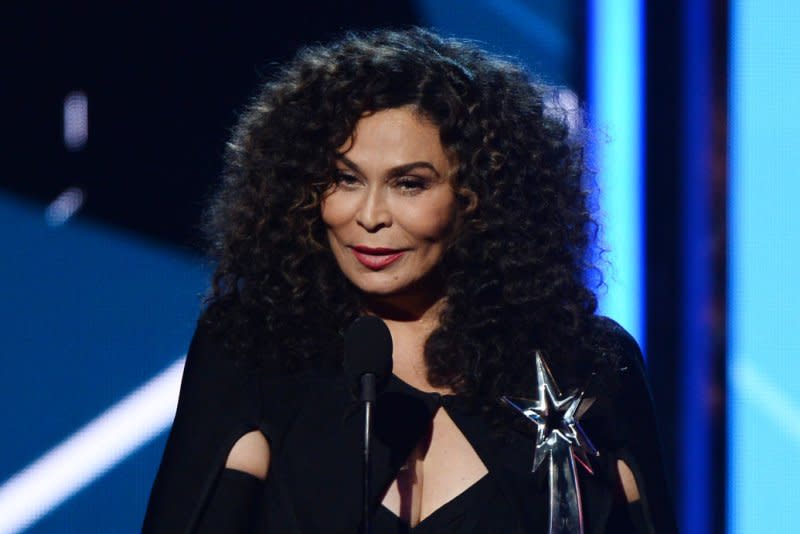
[
  {"xmin": 142, "ymin": 316, "xmax": 264, "ymax": 533},
  {"xmin": 607, "ymin": 320, "xmax": 679, "ymax": 534},
  {"xmin": 195, "ymin": 469, "xmax": 264, "ymax": 534}
]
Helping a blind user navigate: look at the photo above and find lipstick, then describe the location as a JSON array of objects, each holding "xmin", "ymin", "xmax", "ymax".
[{"xmin": 350, "ymin": 245, "xmax": 405, "ymax": 270}]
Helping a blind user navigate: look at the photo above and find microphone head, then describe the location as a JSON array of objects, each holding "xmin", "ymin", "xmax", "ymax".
[{"xmin": 343, "ymin": 315, "xmax": 393, "ymax": 393}]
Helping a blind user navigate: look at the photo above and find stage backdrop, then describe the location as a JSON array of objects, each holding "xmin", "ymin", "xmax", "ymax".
[
  {"xmin": 727, "ymin": 0, "xmax": 800, "ymax": 532},
  {"xmin": 0, "ymin": 192, "xmax": 207, "ymax": 533}
]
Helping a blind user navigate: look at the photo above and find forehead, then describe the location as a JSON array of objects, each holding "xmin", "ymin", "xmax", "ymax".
[{"xmin": 337, "ymin": 107, "xmax": 452, "ymax": 172}]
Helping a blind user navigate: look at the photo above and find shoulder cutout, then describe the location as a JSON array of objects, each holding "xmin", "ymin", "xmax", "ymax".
[
  {"xmin": 225, "ymin": 430, "xmax": 270, "ymax": 480},
  {"xmin": 617, "ymin": 459, "xmax": 641, "ymax": 503}
]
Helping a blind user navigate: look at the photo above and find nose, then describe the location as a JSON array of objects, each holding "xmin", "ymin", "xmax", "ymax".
[{"xmin": 356, "ymin": 185, "xmax": 392, "ymax": 232}]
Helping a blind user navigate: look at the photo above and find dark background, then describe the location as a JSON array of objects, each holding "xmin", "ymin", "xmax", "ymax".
[{"xmin": 1, "ymin": 1, "xmax": 581, "ymax": 251}]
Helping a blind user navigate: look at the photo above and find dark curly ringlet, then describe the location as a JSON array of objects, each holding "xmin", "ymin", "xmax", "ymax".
[{"xmin": 202, "ymin": 27, "xmax": 615, "ymax": 408}]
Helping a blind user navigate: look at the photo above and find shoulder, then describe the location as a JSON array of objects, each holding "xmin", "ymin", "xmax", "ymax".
[
  {"xmin": 580, "ymin": 315, "xmax": 652, "ymax": 407},
  {"xmin": 185, "ymin": 305, "xmax": 348, "ymax": 434},
  {"xmin": 167, "ymin": 310, "xmax": 267, "ymax": 438},
  {"xmin": 583, "ymin": 317, "xmax": 662, "ymax": 445},
  {"xmin": 185, "ymin": 305, "xmax": 296, "ymax": 390},
  {"xmin": 178, "ymin": 311, "xmax": 262, "ymax": 404},
  {"xmin": 586, "ymin": 315, "xmax": 645, "ymax": 373}
]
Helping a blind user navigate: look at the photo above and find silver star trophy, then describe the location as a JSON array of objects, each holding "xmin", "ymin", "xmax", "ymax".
[{"xmin": 501, "ymin": 352, "xmax": 598, "ymax": 534}]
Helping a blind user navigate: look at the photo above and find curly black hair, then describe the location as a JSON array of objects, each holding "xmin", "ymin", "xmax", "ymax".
[{"xmin": 203, "ymin": 27, "xmax": 610, "ymax": 402}]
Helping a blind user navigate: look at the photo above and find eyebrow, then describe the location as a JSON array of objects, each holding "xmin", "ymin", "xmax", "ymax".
[{"xmin": 336, "ymin": 155, "xmax": 441, "ymax": 179}]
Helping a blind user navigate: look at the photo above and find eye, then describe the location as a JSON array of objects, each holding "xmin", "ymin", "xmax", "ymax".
[
  {"xmin": 395, "ymin": 176, "xmax": 429, "ymax": 193},
  {"xmin": 334, "ymin": 172, "xmax": 361, "ymax": 188}
]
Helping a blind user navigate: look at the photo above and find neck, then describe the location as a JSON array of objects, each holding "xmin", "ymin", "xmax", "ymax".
[
  {"xmin": 361, "ymin": 267, "xmax": 448, "ymax": 322},
  {"xmin": 362, "ymin": 291, "xmax": 445, "ymax": 324},
  {"xmin": 362, "ymin": 291, "xmax": 452, "ymax": 395}
]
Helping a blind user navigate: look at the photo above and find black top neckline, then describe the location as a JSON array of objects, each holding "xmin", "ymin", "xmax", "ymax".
[
  {"xmin": 375, "ymin": 473, "xmax": 492, "ymax": 533},
  {"xmin": 386, "ymin": 372, "xmax": 455, "ymax": 400}
]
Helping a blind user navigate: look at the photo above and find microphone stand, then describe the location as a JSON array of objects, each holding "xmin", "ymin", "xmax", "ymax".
[{"xmin": 360, "ymin": 373, "xmax": 377, "ymax": 534}]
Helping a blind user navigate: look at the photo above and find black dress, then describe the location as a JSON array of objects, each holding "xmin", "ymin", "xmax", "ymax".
[{"xmin": 142, "ymin": 316, "xmax": 677, "ymax": 533}]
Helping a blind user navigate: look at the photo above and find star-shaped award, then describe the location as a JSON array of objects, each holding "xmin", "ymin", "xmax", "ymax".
[{"xmin": 501, "ymin": 352, "xmax": 598, "ymax": 534}]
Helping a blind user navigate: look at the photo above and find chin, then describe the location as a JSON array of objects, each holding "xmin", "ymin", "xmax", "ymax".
[
  {"xmin": 350, "ymin": 271, "xmax": 442, "ymax": 301},
  {"xmin": 350, "ymin": 276, "xmax": 412, "ymax": 297},
  {"xmin": 336, "ymin": 257, "xmax": 444, "ymax": 301}
]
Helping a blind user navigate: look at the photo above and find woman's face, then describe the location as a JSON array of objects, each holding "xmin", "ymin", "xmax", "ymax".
[{"xmin": 320, "ymin": 106, "xmax": 457, "ymax": 300}]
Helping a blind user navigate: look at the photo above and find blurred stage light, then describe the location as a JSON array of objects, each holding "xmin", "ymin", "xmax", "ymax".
[
  {"xmin": 728, "ymin": 2, "xmax": 800, "ymax": 532},
  {"xmin": 482, "ymin": 0, "xmax": 569, "ymax": 59},
  {"xmin": 44, "ymin": 187, "xmax": 85, "ymax": 227},
  {"xmin": 0, "ymin": 357, "xmax": 185, "ymax": 534},
  {"xmin": 587, "ymin": 0, "xmax": 645, "ymax": 347},
  {"xmin": 63, "ymin": 91, "xmax": 88, "ymax": 151},
  {"xmin": 732, "ymin": 359, "xmax": 800, "ymax": 448}
]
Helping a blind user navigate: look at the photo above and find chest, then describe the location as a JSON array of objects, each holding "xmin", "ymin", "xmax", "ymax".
[
  {"xmin": 379, "ymin": 407, "xmax": 489, "ymax": 527},
  {"xmin": 265, "ymin": 375, "xmax": 617, "ymax": 533}
]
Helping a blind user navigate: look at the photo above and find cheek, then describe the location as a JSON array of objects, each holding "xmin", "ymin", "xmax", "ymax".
[
  {"xmin": 400, "ymin": 200, "xmax": 457, "ymax": 242},
  {"xmin": 320, "ymin": 192, "xmax": 351, "ymax": 230}
]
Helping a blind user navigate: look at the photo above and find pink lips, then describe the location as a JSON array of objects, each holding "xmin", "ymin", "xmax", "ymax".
[{"xmin": 350, "ymin": 246, "xmax": 406, "ymax": 270}]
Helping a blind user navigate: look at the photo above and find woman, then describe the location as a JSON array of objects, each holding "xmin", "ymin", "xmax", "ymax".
[{"xmin": 143, "ymin": 28, "xmax": 676, "ymax": 533}]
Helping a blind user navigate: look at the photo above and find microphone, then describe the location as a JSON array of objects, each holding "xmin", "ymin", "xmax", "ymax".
[
  {"xmin": 344, "ymin": 315, "xmax": 393, "ymax": 402},
  {"xmin": 343, "ymin": 316, "xmax": 393, "ymax": 534}
]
